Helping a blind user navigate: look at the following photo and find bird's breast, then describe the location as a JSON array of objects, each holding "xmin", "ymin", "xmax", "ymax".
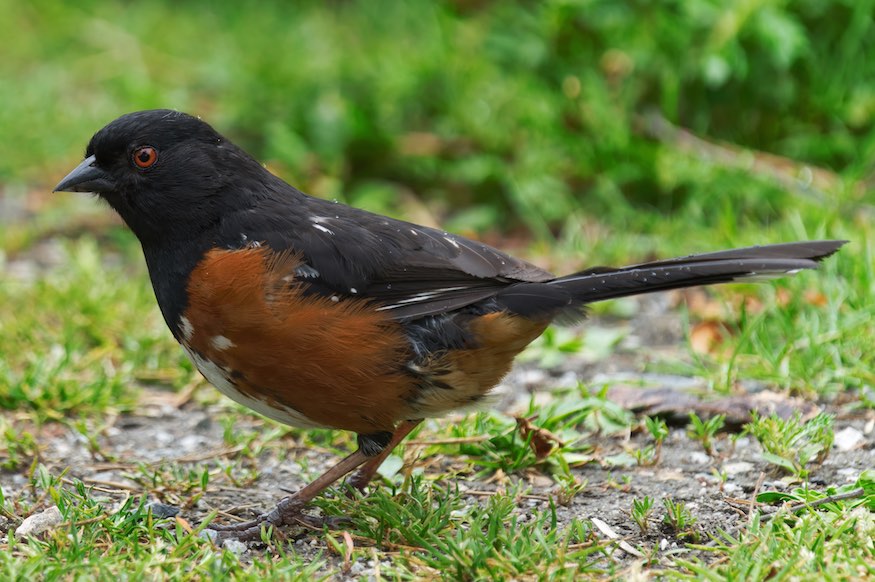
[{"xmin": 178, "ymin": 246, "xmax": 417, "ymax": 434}]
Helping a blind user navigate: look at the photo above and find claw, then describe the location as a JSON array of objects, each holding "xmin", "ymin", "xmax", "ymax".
[{"xmin": 201, "ymin": 429, "xmax": 420, "ymax": 542}]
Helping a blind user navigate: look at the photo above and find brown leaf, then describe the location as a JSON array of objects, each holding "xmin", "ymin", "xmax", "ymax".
[
  {"xmin": 690, "ymin": 321, "xmax": 731, "ymax": 355},
  {"xmin": 804, "ymin": 290, "xmax": 828, "ymax": 307},
  {"xmin": 737, "ymin": 294, "xmax": 764, "ymax": 315},
  {"xmin": 776, "ymin": 288, "xmax": 793, "ymax": 307},
  {"xmin": 676, "ymin": 288, "xmax": 727, "ymax": 320},
  {"xmin": 341, "ymin": 531, "xmax": 354, "ymax": 574},
  {"xmin": 514, "ymin": 416, "xmax": 564, "ymax": 461},
  {"xmin": 175, "ymin": 516, "xmax": 193, "ymax": 534}
]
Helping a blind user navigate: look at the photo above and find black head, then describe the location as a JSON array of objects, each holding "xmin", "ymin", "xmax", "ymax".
[{"xmin": 54, "ymin": 110, "xmax": 270, "ymax": 244}]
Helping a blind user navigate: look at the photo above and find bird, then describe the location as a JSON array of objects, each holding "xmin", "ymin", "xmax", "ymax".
[{"xmin": 54, "ymin": 109, "xmax": 845, "ymax": 541}]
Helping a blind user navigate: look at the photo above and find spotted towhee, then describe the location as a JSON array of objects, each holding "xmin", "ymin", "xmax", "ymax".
[{"xmin": 54, "ymin": 110, "xmax": 845, "ymax": 540}]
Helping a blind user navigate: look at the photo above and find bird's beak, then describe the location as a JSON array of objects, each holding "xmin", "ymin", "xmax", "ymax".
[{"xmin": 53, "ymin": 155, "xmax": 116, "ymax": 193}]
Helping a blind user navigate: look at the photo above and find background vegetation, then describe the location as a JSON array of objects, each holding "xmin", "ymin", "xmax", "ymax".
[{"xmin": 0, "ymin": 0, "xmax": 872, "ymax": 579}]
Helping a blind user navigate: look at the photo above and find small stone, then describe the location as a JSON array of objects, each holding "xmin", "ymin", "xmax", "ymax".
[
  {"xmin": 554, "ymin": 371, "xmax": 579, "ymax": 388},
  {"xmin": 689, "ymin": 452, "xmax": 711, "ymax": 465},
  {"xmin": 518, "ymin": 369, "xmax": 547, "ymax": 387},
  {"xmin": 723, "ymin": 461, "xmax": 755, "ymax": 476},
  {"xmin": 834, "ymin": 427, "xmax": 865, "ymax": 452},
  {"xmin": 722, "ymin": 482, "xmax": 741, "ymax": 494},
  {"xmin": 145, "ymin": 502, "xmax": 180, "ymax": 519},
  {"xmin": 177, "ymin": 434, "xmax": 208, "ymax": 452},
  {"xmin": 153, "ymin": 431, "xmax": 174, "ymax": 446},
  {"xmin": 528, "ymin": 473, "xmax": 553, "ymax": 488},
  {"xmin": 222, "ymin": 539, "xmax": 248, "ymax": 555},
  {"xmin": 15, "ymin": 506, "xmax": 62, "ymax": 538}
]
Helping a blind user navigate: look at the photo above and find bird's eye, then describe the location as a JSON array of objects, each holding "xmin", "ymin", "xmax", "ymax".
[{"xmin": 132, "ymin": 146, "xmax": 158, "ymax": 169}]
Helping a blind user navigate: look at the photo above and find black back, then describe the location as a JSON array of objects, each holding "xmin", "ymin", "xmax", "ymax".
[{"xmin": 67, "ymin": 110, "xmax": 846, "ymax": 343}]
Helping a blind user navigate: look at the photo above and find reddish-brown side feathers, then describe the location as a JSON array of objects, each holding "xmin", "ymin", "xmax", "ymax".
[
  {"xmin": 182, "ymin": 248, "xmax": 555, "ymax": 433},
  {"xmin": 408, "ymin": 312, "xmax": 550, "ymax": 418},
  {"xmin": 182, "ymin": 247, "xmax": 415, "ymax": 434}
]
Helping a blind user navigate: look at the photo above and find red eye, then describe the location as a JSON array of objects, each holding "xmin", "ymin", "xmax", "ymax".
[{"xmin": 132, "ymin": 146, "xmax": 158, "ymax": 169}]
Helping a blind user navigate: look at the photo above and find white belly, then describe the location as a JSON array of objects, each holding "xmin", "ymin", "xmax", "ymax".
[{"xmin": 182, "ymin": 345, "xmax": 326, "ymax": 429}]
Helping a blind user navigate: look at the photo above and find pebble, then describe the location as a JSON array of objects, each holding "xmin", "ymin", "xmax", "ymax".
[
  {"xmin": 733, "ymin": 437, "xmax": 752, "ymax": 448},
  {"xmin": 177, "ymin": 434, "xmax": 208, "ymax": 452},
  {"xmin": 518, "ymin": 369, "xmax": 547, "ymax": 388},
  {"xmin": 222, "ymin": 539, "xmax": 248, "ymax": 555},
  {"xmin": 722, "ymin": 482, "xmax": 742, "ymax": 494},
  {"xmin": 553, "ymin": 371, "xmax": 579, "ymax": 388},
  {"xmin": 689, "ymin": 452, "xmax": 711, "ymax": 465},
  {"xmin": 15, "ymin": 506, "xmax": 62, "ymax": 538},
  {"xmin": 722, "ymin": 461, "xmax": 755, "ymax": 476},
  {"xmin": 145, "ymin": 502, "xmax": 180, "ymax": 519},
  {"xmin": 154, "ymin": 431, "xmax": 175, "ymax": 446},
  {"xmin": 834, "ymin": 427, "xmax": 865, "ymax": 451}
]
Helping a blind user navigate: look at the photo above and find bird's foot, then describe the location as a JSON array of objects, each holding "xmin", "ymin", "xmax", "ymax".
[{"xmin": 208, "ymin": 496, "xmax": 348, "ymax": 542}]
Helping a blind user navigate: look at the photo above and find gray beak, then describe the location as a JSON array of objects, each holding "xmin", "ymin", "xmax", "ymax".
[{"xmin": 53, "ymin": 155, "xmax": 116, "ymax": 193}]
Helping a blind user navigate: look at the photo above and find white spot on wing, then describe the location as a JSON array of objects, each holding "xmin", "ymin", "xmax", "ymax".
[
  {"xmin": 209, "ymin": 335, "xmax": 235, "ymax": 351},
  {"xmin": 376, "ymin": 286, "xmax": 467, "ymax": 310},
  {"xmin": 294, "ymin": 264, "xmax": 320, "ymax": 279},
  {"xmin": 443, "ymin": 236, "xmax": 460, "ymax": 249},
  {"xmin": 179, "ymin": 316, "xmax": 194, "ymax": 341},
  {"xmin": 181, "ymin": 345, "xmax": 324, "ymax": 429},
  {"xmin": 313, "ymin": 224, "xmax": 334, "ymax": 235}
]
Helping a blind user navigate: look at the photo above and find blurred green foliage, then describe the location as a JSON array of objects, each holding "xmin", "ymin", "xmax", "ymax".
[{"xmin": 1, "ymin": 0, "xmax": 872, "ymax": 237}]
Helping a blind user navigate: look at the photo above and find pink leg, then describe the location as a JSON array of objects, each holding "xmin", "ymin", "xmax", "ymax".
[
  {"xmin": 211, "ymin": 448, "xmax": 369, "ymax": 541},
  {"xmin": 347, "ymin": 420, "xmax": 422, "ymax": 491},
  {"xmin": 210, "ymin": 420, "xmax": 422, "ymax": 541}
]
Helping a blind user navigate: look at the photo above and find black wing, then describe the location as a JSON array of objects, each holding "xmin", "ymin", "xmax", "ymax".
[
  {"xmin": 218, "ymin": 184, "xmax": 846, "ymax": 323},
  {"xmin": 220, "ymin": 193, "xmax": 555, "ymax": 320}
]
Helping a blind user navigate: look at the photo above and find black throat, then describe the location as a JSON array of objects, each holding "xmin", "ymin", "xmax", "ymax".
[{"xmin": 141, "ymin": 236, "xmax": 215, "ymax": 341}]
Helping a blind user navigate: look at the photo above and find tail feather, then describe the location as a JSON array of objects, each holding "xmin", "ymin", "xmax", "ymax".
[{"xmin": 549, "ymin": 240, "xmax": 846, "ymax": 305}]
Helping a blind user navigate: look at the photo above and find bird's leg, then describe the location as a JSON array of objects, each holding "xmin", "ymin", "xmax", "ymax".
[
  {"xmin": 209, "ymin": 428, "xmax": 410, "ymax": 541},
  {"xmin": 347, "ymin": 419, "xmax": 422, "ymax": 492}
]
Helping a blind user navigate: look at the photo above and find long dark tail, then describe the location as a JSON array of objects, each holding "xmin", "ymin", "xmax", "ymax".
[{"xmin": 549, "ymin": 240, "xmax": 846, "ymax": 304}]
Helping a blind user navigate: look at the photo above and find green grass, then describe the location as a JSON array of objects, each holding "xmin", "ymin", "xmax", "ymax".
[
  {"xmin": 1, "ymin": 469, "xmax": 328, "ymax": 581},
  {"xmin": 1, "ymin": 0, "xmax": 874, "ymax": 579},
  {"xmin": 0, "ymin": 237, "xmax": 192, "ymax": 421},
  {"xmin": 681, "ymin": 492, "xmax": 875, "ymax": 580}
]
